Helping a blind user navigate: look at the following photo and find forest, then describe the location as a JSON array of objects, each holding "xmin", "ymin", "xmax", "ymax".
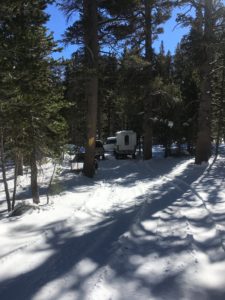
[{"xmin": 0, "ymin": 0, "xmax": 225, "ymax": 211}]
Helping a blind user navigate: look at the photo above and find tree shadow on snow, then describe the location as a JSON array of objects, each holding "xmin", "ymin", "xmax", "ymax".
[
  {"xmin": 1, "ymin": 156, "xmax": 225, "ymax": 299},
  {"xmin": 49, "ymin": 157, "xmax": 205, "ymax": 195}
]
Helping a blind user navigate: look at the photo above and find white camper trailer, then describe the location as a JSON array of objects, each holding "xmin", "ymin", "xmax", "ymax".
[{"xmin": 114, "ymin": 130, "xmax": 137, "ymax": 158}]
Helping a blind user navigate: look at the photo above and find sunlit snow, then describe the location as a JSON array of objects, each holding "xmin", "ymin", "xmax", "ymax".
[{"xmin": 1, "ymin": 148, "xmax": 225, "ymax": 300}]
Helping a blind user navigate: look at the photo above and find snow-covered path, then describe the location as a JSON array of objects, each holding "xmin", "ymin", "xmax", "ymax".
[{"xmin": 0, "ymin": 154, "xmax": 225, "ymax": 299}]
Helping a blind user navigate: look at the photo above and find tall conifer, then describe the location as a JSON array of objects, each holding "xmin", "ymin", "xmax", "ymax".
[{"xmin": 0, "ymin": 0, "xmax": 67, "ymax": 206}]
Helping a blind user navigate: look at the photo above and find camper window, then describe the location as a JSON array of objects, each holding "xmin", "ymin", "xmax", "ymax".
[{"xmin": 125, "ymin": 135, "xmax": 129, "ymax": 145}]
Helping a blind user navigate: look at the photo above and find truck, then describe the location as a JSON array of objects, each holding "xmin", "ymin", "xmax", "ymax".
[
  {"xmin": 103, "ymin": 137, "xmax": 117, "ymax": 152},
  {"xmin": 114, "ymin": 130, "xmax": 137, "ymax": 159}
]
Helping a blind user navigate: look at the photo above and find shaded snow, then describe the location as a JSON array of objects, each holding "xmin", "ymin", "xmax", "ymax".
[{"xmin": 0, "ymin": 151, "xmax": 225, "ymax": 300}]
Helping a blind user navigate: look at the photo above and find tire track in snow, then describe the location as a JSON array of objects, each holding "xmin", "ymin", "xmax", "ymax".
[
  {"xmin": 165, "ymin": 169, "xmax": 225, "ymax": 254},
  {"xmin": 0, "ymin": 159, "xmax": 148, "ymax": 300},
  {"xmin": 84, "ymin": 159, "xmax": 196, "ymax": 299},
  {"xmin": 144, "ymin": 158, "xmax": 225, "ymax": 263},
  {"xmin": 87, "ymin": 157, "xmax": 225, "ymax": 299},
  {"xmin": 147, "ymin": 161, "xmax": 200, "ymax": 271},
  {"xmin": 85, "ymin": 161, "xmax": 151, "ymax": 300},
  {"xmin": 124, "ymin": 160, "xmax": 207, "ymax": 277},
  {"xmin": 35, "ymin": 160, "xmax": 150, "ymax": 300},
  {"xmin": 2, "ymin": 157, "xmax": 225, "ymax": 299},
  {"xmin": 86, "ymin": 160, "xmax": 201, "ymax": 298}
]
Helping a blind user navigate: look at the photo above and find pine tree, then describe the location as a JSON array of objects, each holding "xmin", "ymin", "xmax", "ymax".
[
  {"xmin": 177, "ymin": 0, "xmax": 225, "ymax": 163},
  {"xmin": 105, "ymin": 0, "xmax": 174, "ymax": 159},
  {"xmin": 60, "ymin": 0, "xmax": 99, "ymax": 177},
  {"xmin": 0, "ymin": 0, "xmax": 67, "ymax": 207},
  {"xmin": 194, "ymin": 0, "xmax": 214, "ymax": 164},
  {"xmin": 211, "ymin": 38, "xmax": 225, "ymax": 155},
  {"xmin": 82, "ymin": 0, "xmax": 99, "ymax": 178},
  {"xmin": 63, "ymin": 54, "xmax": 87, "ymax": 145},
  {"xmin": 173, "ymin": 37, "xmax": 200, "ymax": 155}
]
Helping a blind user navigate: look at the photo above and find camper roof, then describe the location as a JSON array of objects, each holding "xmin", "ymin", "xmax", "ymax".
[{"xmin": 116, "ymin": 130, "xmax": 135, "ymax": 135}]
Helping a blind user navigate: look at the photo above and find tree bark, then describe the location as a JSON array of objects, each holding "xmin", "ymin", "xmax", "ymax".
[
  {"xmin": 12, "ymin": 157, "xmax": 18, "ymax": 210},
  {"xmin": 97, "ymin": 96, "xmax": 103, "ymax": 139},
  {"xmin": 143, "ymin": 0, "xmax": 153, "ymax": 160},
  {"xmin": 215, "ymin": 58, "xmax": 225, "ymax": 157},
  {"xmin": 83, "ymin": 0, "xmax": 99, "ymax": 178},
  {"xmin": 46, "ymin": 160, "xmax": 57, "ymax": 204},
  {"xmin": 30, "ymin": 147, "xmax": 40, "ymax": 204},
  {"xmin": 0, "ymin": 129, "xmax": 11, "ymax": 212},
  {"xmin": 17, "ymin": 152, "xmax": 23, "ymax": 176},
  {"xmin": 195, "ymin": 0, "xmax": 214, "ymax": 164}
]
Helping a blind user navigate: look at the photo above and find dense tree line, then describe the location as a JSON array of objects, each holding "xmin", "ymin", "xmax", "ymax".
[
  {"xmin": 0, "ymin": 0, "xmax": 67, "ymax": 210},
  {"xmin": 62, "ymin": 0, "xmax": 225, "ymax": 160},
  {"xmin": 0, "ymin": 0, "xmax": 225, "ymax": 211}
]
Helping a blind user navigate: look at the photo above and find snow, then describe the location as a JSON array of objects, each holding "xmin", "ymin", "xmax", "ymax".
[{"xmin": 1, "ymin": 149, "xmax": 225, "ymax": 300}]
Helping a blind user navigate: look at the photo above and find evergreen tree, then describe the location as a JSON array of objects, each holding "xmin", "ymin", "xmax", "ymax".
[
  {"xmin": 0, "ymin": 0, "xmax": 67, "ymax": 207},
  {"xmin": 60, "ymin": 0, "xmax": 99, "ymax": 177},
  {"xmin": 63, "ymin": 53, "xmax": 87, "ymax": 145},
  {"xmin": 98, "ymin": 55, "xmax": 121, "ymax": 138},
  {"xmin": 173, "ymin": 37, "xmax": 200, "ymax": 155},
  {"xmin": 104, "ymin": 0, "xmax": 175, "ymax": 159},
  {"xmin": 177, "ymin": 0, "xmax": 225, "ymax": 163},
  {"xmin": 82, "ymin": 0, "xmax": 99, "ymax": 178},
  {"xmin": 211, "ymin": 37, "xmax": 225, "ymax": 155},
  {"xmin": 151, "ymin": 46, "xmax": 182, "ymax": 157}
]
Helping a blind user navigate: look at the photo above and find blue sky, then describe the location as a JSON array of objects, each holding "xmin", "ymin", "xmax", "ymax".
[{"xmin": 46, "ymin": 4, "xmax": 189, "ymax": 60}]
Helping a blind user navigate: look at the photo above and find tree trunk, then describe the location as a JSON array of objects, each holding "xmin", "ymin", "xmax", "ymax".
[
  {"xmin": 195, "ymin": 65, "xmax": 212, "ymax": 163},
  {"xmin": 143, "ymin": 0, "xmax": 153, "ymax": 160},
  {"xmin": 30, "ymin": 147, "xmax": 40, "ymax": 204},
  {"xmin": 83, "ymin": 0, "xmax": 99, "ymax": 178},
  {"xmin": 215, "ymin": 58, "xmax": 225, "ymax": 157},
  {"xmin": 97, "ymin": 97, "xmax": 103, "ymax": 139},
  {"xmin": 46, "ymin": 161, "xmax": 57, "ymax": 204},
  {"xmin": 0, "ymin": 130, "xmax": 11, "ymax": 212},
  {"xmin": 17, "ymin": 152, "xmax": 23, "ymax": 176},
  {"xmin": 195, "ymin": 0, "xmax": 214, "ymax": 164},
  {"xmin": 12, "ymin": 157, "xmax": 18, "ymax": 210},
  {"xmin": 107, "ymin": 103, "xmax": 111, "ymax": 136}
]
